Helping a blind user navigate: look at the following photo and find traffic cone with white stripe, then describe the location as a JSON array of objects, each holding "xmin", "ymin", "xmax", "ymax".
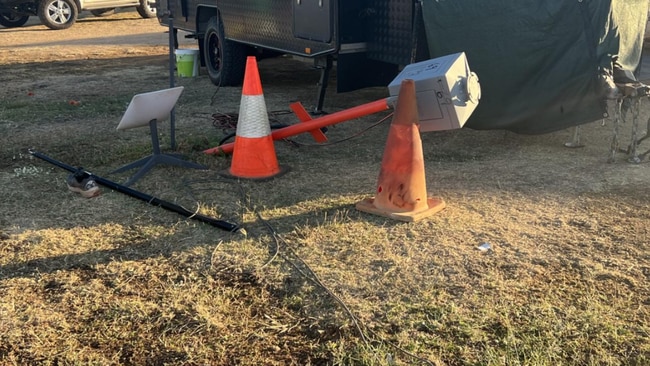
[
  {"xmin": 225, "ymin": 56, "xmax": 286, "ymax": 179},
  {"xmin": 356, "ymin": 79, "xmax": 445, "ymax": 222}
]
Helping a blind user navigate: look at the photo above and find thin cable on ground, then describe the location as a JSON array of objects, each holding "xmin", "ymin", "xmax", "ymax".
[
  {"xmin": 210, "ymin": 77, "xmax": 222, "ymax": 106},
  {"xmin": 254, "ymin": 209, "xmax": 434, "ymax": 366},
  {"xmin": 182, "ymin": 170, "xmax": 433, "ymax": 365},
  {"xmin": 188, "ymin": 176, "xmax": 432, "ymax": 365},
  {"xmin": 182, "ymin": 177, "xmax": 278, "ymax": 269},
  {"xmin": 210, "ymin": 240, "xmax": 225, "ymax": 268}
]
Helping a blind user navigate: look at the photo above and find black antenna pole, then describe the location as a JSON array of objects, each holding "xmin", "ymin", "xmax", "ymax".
[
  {"xmin": 29, "ymin": 149, "xmax": 241, "ymax": 233},
  {"xmin": 163, "ymin": 4, "xmax": 177, "ymax": 150}
]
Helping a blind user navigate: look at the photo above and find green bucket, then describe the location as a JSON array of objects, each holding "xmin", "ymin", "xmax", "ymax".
[{"xmin": 175, "ymin": 49, "xmax": 199, "ymax": 77}]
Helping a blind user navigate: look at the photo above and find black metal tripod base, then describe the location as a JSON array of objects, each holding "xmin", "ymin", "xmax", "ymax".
[
  {"xmin": 112, "ymin": 119, "xmax": 207, "ymax": 186},
  {"xmin": 112, "ymin": 153, "xmax": 207, "ymax": 186}
]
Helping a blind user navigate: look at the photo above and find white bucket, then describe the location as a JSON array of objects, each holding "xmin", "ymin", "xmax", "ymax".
[{"xmin": 175, "ymin": 49, "xmax": 200, "ymax": 77}]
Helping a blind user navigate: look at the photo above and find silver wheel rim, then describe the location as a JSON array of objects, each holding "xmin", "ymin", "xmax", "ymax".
[{"xmin": 47, "ymin": 0, "xmax": 72, "ymax": 25}]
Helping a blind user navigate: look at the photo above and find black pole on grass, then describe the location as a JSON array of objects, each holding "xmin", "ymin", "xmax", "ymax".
[
  {"xmin": 167, "ymin": 8, "xmax": 177, "ymax": 151},
  {"xmin": 28, "ymin": 150, "xmax": 241, "ymax": 233},
  {"xmin": 158, "ymin": 3, "xmax": 177, "ymax": 150}
]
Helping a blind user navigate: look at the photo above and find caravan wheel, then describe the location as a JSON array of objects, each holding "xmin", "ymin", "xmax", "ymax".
[{"xmin": 203, "ymin": 16, "xmax": 246, "ymax": 87}]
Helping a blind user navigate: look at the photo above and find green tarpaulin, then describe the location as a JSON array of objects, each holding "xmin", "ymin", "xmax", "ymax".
[{"xmin": 421, "ymin": 0, "xmax": 649, "ymax": 134}]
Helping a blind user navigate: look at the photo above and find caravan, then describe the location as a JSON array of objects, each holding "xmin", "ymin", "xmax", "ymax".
[{"xmin": 156, "ymin": 0, "xmax": 648, "ymax": 134}]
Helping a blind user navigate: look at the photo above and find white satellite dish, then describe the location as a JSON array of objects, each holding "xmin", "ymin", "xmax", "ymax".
[
  {"xmin": 113, "ymin": 87, "xmax": 206, "ymax": 186},
  {"xmin": 117, "ymin": 86, "xmax": 184, "ymax": 130}
]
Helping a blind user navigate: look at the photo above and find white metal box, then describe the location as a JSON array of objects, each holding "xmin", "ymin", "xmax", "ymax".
[{"xmin": 387, "ymin": 52, "xmax": 481, "ymax": 132}]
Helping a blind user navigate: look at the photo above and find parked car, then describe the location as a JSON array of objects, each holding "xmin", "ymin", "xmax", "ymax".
[{"xmin": 0, "ymin": 0, "xmax": 156, "ymax": 30}]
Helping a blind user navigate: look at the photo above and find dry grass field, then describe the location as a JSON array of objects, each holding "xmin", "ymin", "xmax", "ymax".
[{"xmin": 1, "ymin": 11, "xmax": 650, "ymax": 366}]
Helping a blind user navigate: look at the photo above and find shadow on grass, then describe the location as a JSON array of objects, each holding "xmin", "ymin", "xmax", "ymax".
[{"xmin": 0, "ymin": 195, "xmax": 405, "ymax": 281}]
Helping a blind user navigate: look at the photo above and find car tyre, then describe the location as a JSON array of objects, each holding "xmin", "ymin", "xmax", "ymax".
[
  {"xmin": 203, "ymin": 15, "xmax": 247, "ymax": 87},
  {"xmin": 0, "ymin": 13, "xmax": 29, "ymax": 27},
  {"xmin": 136, "ymin": 0, "xmax": 156, "ymax": 18},
  {"xmin": 38, "ymin": 0, "xmax": 77, "ymax": 30}
]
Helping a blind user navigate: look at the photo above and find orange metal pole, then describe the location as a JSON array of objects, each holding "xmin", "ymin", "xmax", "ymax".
[{"xmin": 204, "ymin": 98, "xmax": 391, "ymax": 155}]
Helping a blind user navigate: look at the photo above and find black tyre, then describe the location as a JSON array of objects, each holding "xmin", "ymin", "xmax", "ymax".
[
  {"xmin": 90, "ymin": 8, "xmax": 115, "ymax": 17},
  {"xmin": 203, "ymin": 16, "xmax": 247, "ymax": 87},
  {"xmin": 0, "ymin": 13, "xmax": 29, "ymax": 27},
  {"xmin": 136, "ymin": 0, "xmax": 156, "ymax": 18},
  {"xmin": 38, "ymin": 0, "xmax": 77, "ymax": 30}
]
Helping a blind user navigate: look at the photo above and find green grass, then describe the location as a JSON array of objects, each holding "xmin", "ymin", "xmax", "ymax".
[{"xmin": 1, "ymin": 94, "xmax": 132, "ymax": 122}]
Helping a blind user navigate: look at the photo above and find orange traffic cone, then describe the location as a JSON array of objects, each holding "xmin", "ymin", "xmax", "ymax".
[
  {"xmin": 356, "ymin": 79, "xmax": 445, "ymax": 222},
  {"xmin": 225, "ymin": 56, "xmax": 286, "ymax": 180}
]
